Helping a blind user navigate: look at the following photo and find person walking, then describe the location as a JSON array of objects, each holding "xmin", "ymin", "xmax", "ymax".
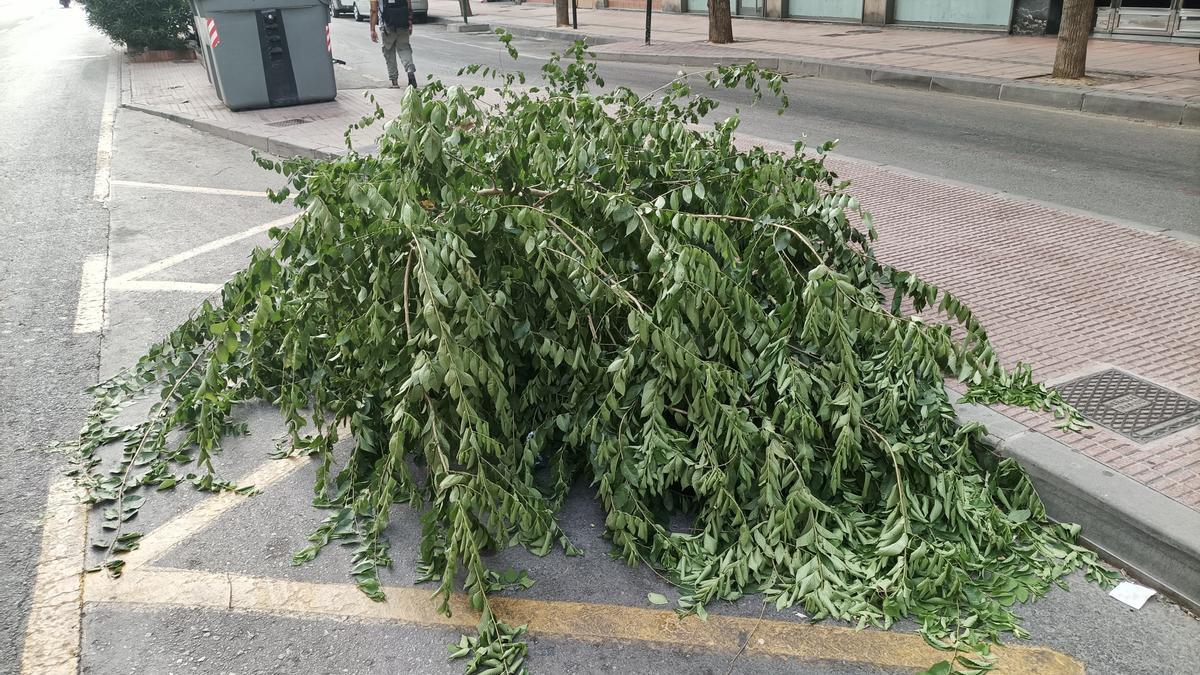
[{"xmin": 370, "ymin": 0, "xmax": 417, "ymax": 88}]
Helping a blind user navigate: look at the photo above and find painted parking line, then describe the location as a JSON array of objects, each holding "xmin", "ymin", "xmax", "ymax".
[
  {"xmin": 21, "ymin": 478, "xmax": 87, "ymax": 675},
  {"xmin": 118, "ymin": 456, "xmax": 310, "ymax": 570},
  {"xmin": 18, "ymin": 458, "xmax": 308, "ymax": 671},
  {"xmin": 73, "ymin": 455, "xmax": 1084, "ymax": 675},
  {"xmin": 87, "ymin": 566, "xmax": 1083, "ymax": 674},
  {"xmin": 72, "ymin": 213, "xmax": 295, "ymax": 331},
  {"xmin": 72, "ymin": 253, "xmax": 107, "ymax": 334},
  {"xmin": 109, "ymin": 214, "xmax": 296, "ymax": 289},
  {"xmin": 110, "ymin": 279, "xmax": 223, "ymax": 294},
  {"xmin": 111, "ymin": 180, "xmax": 271, "ymax": 199},
  {"xmin": 92, "ymin": 55, "xmax": 118, "ymax": 203}
]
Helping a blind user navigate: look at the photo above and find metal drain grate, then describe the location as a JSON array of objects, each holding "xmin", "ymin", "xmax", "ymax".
[
  {"xmin": 266, "ymin": 118, "xmax": 312, "ymax": 128},
  {"xmin": 1055, "ymin": 369, "xmax": 1200, "ymax": 443}
]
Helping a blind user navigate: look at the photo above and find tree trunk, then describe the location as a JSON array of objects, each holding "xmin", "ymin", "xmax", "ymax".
[
  {"xmin": 708, "ymin": 0, "xmax": 733, "ymax": 44},
  {"xmin": 1053, "ymin": 0, "xmax": 1091, "ymax": 79},
  {"xmin": 556, "ymin": 0, "xmax": 571, "ymax": 27},
  {"xmin": 705, "ymin": 0, "xmax": 734, "ymax": 43}
]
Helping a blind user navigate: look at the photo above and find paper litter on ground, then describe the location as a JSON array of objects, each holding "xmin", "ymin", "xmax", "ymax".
[{"xmin": 1109, "ymin": 581, "xmax": 1157, "ymax": 609}]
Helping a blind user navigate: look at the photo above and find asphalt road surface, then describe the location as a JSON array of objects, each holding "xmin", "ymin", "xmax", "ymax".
[
  {"xmin": 0, "ymin": 1, "xmax": 115, "ymax": 669},
  {"xmin": 326, "ymin": 15, "xmax": 1200, "ymax": 236}
]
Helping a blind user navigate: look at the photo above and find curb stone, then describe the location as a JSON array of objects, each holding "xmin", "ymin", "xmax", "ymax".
[
  {"xmin": 1184, "ymin": 102, "xmax": 1200, "ymax": 127},
  {"xmin": 471, "ymin": 20, "xmax": 1195, "ymax": 127},
  {"xmin": 999, "ymin": 81, "xmax": 1086, "ymax": 111},
  {"xmin": 121, "ymin": 102, "xmax": 342, "ymax": 160},
  {"xmin": 120, "ymin": 56, "xmax": 1200, "ymax": 611},
  {"xmin": 445, "ymin": 22, "xmax": 492, "ymax": 33},
  {"xmin": 956, "ymin": 402, "xmax": 1200, "ymax": 614},
  {"xmin": 444, "ymin": 20, "xmax": 621, "ymax": 45},
  {"xmin": 1081, "ymin": 91, "xmax": 1189, "ymax": 124}
]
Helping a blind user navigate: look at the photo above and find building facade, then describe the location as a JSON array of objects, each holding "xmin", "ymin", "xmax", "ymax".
[{"xmin": 583, "ymin": 0, "xmax": 1199, "ymax": 41}]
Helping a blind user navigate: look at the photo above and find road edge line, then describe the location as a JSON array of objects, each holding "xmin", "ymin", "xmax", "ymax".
[
  {"xmin": 92, "ymin": 53, "xmax": 120, "ymax": 202},
  {"xmin": 20, "ymin": 477, "xmax": 88, "ymax": 675},
  {"xmin": 72, "ymin": 254, "xmax": 108, "ymax": 335}
]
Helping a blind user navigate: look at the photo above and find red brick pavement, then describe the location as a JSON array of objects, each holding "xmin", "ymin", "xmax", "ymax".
[{"xmin": 821, "ymin": 156, "xmax": 1200, "ymax": 511}]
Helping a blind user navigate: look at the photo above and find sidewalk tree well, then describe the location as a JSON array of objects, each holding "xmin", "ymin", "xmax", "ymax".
[
  {"xmin": 709, "ymin": 0, "xmax": 733, "ymax": 43},
  {"xmin": 1053, "ymin": 0, "xmax": 1091, "ymax": 79},
  {"xmin": 75, "ymin": 34, "xmax": 1115, "ymax": 674},
  {"xmin": 84, "ymin": 0, "xmax": 194, "ymax": 53}
]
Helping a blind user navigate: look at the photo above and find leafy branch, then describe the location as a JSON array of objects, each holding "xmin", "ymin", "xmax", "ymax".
[{"xmin": 74, "ymin": 33, "xmax": 1112, "ymax": 674}]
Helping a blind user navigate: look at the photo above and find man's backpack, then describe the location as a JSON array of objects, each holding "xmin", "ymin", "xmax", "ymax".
[{"xmin": 381, "ymin": 0, "xmax": 410, "ymax": 29}]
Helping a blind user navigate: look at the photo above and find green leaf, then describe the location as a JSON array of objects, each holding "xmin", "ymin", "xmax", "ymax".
[
  {"xmin": 1007, "ymin": 509, "xmax": 1031, "ymax": 524},
  {"xmin": 647, "ymin": 593, "xmax": 669, "ymax": 605},
  {"xmin": 919, "ymin": 661, "xmax": 953, "ymax": 675}
]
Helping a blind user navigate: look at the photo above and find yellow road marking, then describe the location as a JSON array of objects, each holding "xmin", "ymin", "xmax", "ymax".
[
  {"xmin": 72, "ymin": 253, "xmax": 108, "ymax": 334},
  {"xmin": 21, "ymin": 478, "xmax": 88, "ymax": 675},
  {"xmin": 86, "ymin": 565, "xmax": 1082, "ymax": 674},
  {"xmin": 77, "ymin": 455, "xmax": 1083, "ymax": 674}
]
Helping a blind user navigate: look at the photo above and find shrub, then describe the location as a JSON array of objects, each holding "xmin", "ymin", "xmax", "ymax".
[{"xmin": 85, "ymin": 0, "xmax": 194, "ymax": 52}]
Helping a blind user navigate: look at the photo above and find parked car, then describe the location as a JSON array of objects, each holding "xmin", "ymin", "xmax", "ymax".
[
  {"xmin": 347, "ymin": 0, "xmax": 429, "ymax": 22},
  {"xmin": 330, "ymin": 0, "xmax": 355, "ymax": 17}
]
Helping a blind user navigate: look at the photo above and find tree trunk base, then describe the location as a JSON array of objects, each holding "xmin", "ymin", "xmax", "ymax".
[{"xmin": 708, "ymin": 0, "xmax": 733, "ymax": 44}]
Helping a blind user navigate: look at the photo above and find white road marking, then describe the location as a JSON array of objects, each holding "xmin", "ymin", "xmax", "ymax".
[
  {"xmin": 121, "ymin": 457, "xmax": 310, "ymax": 569},
  {"xmin": 110, "ymin": 279, "xmax": 224, "ymax": 293},
  {"xmin": 111, "ymin": 180, "xmax": 270, "ymax": 199},
  {"xmin": 20, "ymin": 478, "xmax": 87, "ymax": 675},
  {"xmin": 59, "ymin": 55, "xmax": 109, "ymax": 61},
  {"xmin": 72, "ymin": 254, "xmax": 108, "ymax": 334},
  {"xmin": 423, "ymin": 33, "xmax": 551, "ymax": 60},
  {"xmin": 92, "ymin": 55, "xmax": 119, "ymax": 202},
  {"xmin": 111, "ymin": 214, "xmax": 297, "ymax": 285}
]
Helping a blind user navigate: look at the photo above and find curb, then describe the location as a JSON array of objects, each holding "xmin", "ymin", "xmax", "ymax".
[
  {"xmin": 120, "ymin": 102, "xmax": 343, "ymax": 161},
  {"xmin": 430, "ymin": 17, "xmax": 621, "ymax": 45},
  {"xmin": 956, "ymin": 402, "xmax": 1200, "ymax": 614},
  {"xmin": 468, "ymin": 20, "xmax": 1197, "ymax": 127}
]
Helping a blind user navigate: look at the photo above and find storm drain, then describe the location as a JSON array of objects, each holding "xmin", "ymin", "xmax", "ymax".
[
  {"xmin": 266, "ymin": 118, "xmax": 313, "ymax": 128},
  {"xmin": 1055, "ymin": 369, "xmax": 1200, "ymax": 443}
]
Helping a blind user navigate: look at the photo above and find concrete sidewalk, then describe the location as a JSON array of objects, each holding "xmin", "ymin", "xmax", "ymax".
[
  {"xmin": 120, "ymin": 59, "xmax": 404, "ymax": 159},
  {"xmin": 435, "ymin": 0, "xmax": 1200, "ymax": 125},
  {"xmin": 122, "ymin": 47, "xmax": 1200, "ymax": 608}
]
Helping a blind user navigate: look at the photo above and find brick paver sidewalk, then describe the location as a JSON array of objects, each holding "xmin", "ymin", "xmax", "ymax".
[
  {"xmin": 437, "ymin": 0, "xmax": 1200, "ymax": 102},
  {"xmin": 742, "ymin": 131, "xmax": 1200, "ymax": 512},
  {"xmin": 126, "ymin": 50, "xmax": 1200, "ymax": 513},
  {"xmin": 838, "ymin": 158, "xmax": 1200, "ymax": 510}
]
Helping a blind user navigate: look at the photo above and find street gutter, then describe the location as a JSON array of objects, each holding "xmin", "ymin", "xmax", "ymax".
[{"xmin": 957, "ymin": 401, "xmax": 1200, "ymax": 615}]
